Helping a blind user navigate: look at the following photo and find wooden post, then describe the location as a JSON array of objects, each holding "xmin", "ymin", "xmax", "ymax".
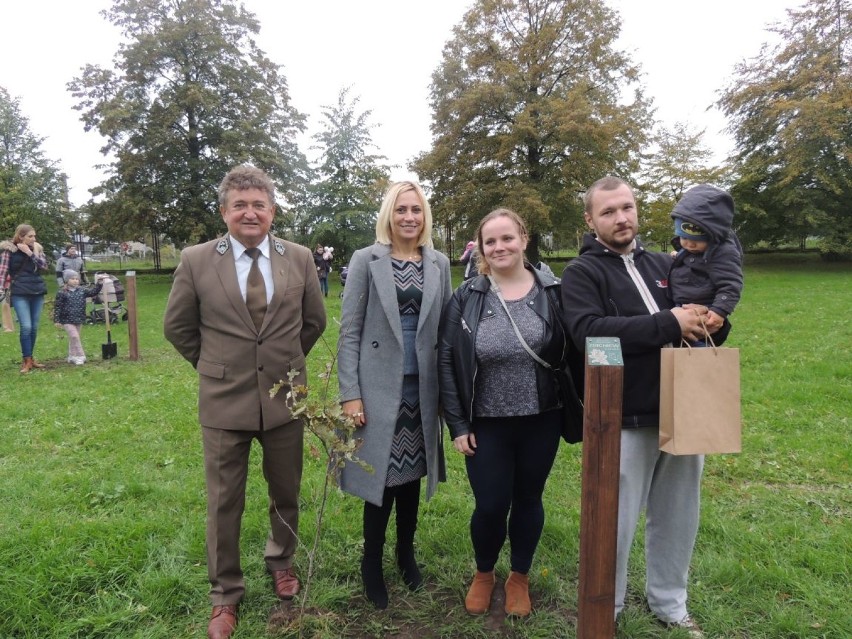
[
  {"xmin": 125, "ymin": 271, "xmax": 139, "ymax": 361},
  {"xmin": 577, "ymin": 337, "xmax": 624, "ymax": 639}
]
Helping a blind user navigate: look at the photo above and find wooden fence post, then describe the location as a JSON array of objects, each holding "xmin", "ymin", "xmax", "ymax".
[
  {"xmin": 577, "ymin": 337, "xmax": 624, "ymax": 639},
  {"xmin": 125, "ymin": 271, "xmax": 139, "ymax": 361}
]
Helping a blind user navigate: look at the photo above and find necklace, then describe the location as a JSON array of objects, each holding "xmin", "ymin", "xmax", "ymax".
[{"xmin": 391, "ymin": 248, "xmax": 421, "ymax": 261}]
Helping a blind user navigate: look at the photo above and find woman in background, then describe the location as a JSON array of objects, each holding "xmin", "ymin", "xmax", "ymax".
[
  {"xmin": 313, "ymin": 243, "xmax": 331, "ymax": 297},
  {"xmin": 337, "ymin": 181, "xmax": 452, "ymax": 609},
  {"xmin": 0, "ymin": 224, "xmax": 49, "ymax": 372}
]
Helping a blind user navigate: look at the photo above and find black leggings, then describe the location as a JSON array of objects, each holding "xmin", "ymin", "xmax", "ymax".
[
  {"xmin": 465, "ymin": 409, "xmax": 561, "ymax": 574},
  {"xmin": 362, "ymin": 480, "xmax": 421, "ymax": 554}
]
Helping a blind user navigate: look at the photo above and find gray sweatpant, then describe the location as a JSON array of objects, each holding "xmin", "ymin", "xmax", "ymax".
[{"xmin": 615, "ymin": 427, "xmax": 704, "ymax": 623}]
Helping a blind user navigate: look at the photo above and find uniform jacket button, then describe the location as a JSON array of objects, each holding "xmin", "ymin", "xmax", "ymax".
[{"xmin": 372, "ymin": 341, "xmax": 379, "ymax": 348}]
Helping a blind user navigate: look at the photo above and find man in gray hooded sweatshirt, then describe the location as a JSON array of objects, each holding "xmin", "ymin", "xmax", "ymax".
[{"xmin": 669, "ymin": 184, "xmax": 743, "ymax": 339}]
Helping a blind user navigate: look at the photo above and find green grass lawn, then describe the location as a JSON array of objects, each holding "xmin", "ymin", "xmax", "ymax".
[{"xmin": 0, "ymin": 256, "xmax": 849, "ymax": 638}]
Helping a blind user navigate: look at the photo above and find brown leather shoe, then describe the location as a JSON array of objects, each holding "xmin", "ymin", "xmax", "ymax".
[
  {"xmin": 207, "ymin": 605, "xmax": 237, "ymax": 639},
  {"xmin": 271, "ymin": 567, "xmax": 300, "ymax": 599},
  {"xmin": 464, "ymin": 570, "xmax": 495, "ymax": 615},
  {"xmin": 504, "ymin": 571, "xmax": 531, "ymax": 616},
  {"xmin": 20, "ymin": 357, "xmax": 33, "ymax": 374},
  {"xmin": 29, "ymin": 359, "xmax": 46, "ymax": 369}
]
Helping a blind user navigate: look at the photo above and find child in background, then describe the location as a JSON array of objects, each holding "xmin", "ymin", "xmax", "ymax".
[
  {"xmin": 53, "ymin": 270, "xmax": 103, "ymax": 365},
  {"xmin": 460, "ymin": 240, "xmax": 477, "ymax": 280},
  {"xmin": 669, "ymin": 184, "xmax": 744, "ymax": 340}
]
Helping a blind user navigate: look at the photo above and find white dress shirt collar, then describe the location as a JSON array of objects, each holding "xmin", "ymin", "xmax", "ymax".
[{"xmin": 229, "ymin": 235, "xmax": 270, "ymax": 260}]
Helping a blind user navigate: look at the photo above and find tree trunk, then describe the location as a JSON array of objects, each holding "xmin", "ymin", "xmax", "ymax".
[{"xmin": 527, "ymin": 232, "xmax": 541, "ymax": 266}]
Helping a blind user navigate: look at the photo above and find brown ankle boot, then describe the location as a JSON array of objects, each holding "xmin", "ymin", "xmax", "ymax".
[
  {"xmin": 504, "ymin": 571, "xmax": 531, "ymax": 616},
  {"xmin": 464, "ymin": 570, "xmax": 495, "ymax": 615},
  {"xmin": 30, "ymin": 358, "xmax": 46, "ymax": 369},
  {"xmin": 20, "ymin": 357, "xmax": 33, "ymax": 374}
]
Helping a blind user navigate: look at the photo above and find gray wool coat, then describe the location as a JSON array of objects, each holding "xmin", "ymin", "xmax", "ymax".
[{"xmin": 337, "ymin": 243, "xmax": 453, "ymax": 506}]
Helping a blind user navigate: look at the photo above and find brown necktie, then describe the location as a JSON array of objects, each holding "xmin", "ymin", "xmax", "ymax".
[{"xmin": 244, "ymin": 247, "xmax": 267, "ymax": 331}]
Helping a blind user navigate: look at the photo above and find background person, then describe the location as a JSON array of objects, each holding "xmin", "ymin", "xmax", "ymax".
[
  {"xmin": 0, "ymin": 224, "xmax": 49, "ymax": 373},
  {"xmin": 337, "ymin": 181, "xmax": 452, "ymax": 609},
  {"xmin": 313, "ymin": 243, "xmax": 331, "ymax": 297},
  {"xmin": 164, "ymin": 165, "xmax": 326, "ymax": 639},
  {"xmin": 438, "ymin": 208, "xmax": 577, "ymax": 617},
  {"xmin": 2, "ymin": 274, "xmax": 13, "ymax": 332},
  {"xmin": 55, "ymin": 244, "xmax": 87, "ymax": 286},
  {"xmin": 561, "ymin": 176, "xmax": 719, "ymax": 638},
  {"xmin": 53, "ymin": 270, "xmax": 104, "ymax": 365},
  {"xmin": 459, "ymin": 239, "xmax": 477, "ymax": 280},
  {"xmin": 534, "ymin": 260, "xmax": 554, "ymax": 277}
]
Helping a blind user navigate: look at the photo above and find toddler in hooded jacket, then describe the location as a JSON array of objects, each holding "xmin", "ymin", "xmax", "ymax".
[
  {"xmin": 54, "ymin": 270, "xmax": 103, "ymax": 365},
  {"xmin": 669, "ymin": 184, "xmax": 744, "ymax": 340}
]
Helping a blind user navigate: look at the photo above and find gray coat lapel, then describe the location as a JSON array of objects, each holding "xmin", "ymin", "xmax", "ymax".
[
  {"xmin": 418, "ymin": 247, "xmax": 440, "ymax": 333},
  {"xmin": 368, "ymin": 243, "xmax": 403, "ymax": 347}
]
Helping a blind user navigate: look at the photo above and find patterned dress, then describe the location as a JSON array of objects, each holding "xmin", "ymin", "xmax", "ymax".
[{"xmin": 385, "ymin": 258, "xmax": 427, "ymax": 486}]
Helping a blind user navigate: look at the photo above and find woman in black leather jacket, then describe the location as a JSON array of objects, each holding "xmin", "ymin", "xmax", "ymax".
[{"xmin": 438, "ymin": 208, "xmax": 573, "ymax": 618}]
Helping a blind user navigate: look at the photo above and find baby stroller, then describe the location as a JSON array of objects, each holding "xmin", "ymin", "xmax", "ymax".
[
  {"xmin": 86, "ymin": 274, "xmax": 128, "ymax": 324},
  {"xmin": 338, "ymin": 266, "xmax": 348, "ymax": 298}
]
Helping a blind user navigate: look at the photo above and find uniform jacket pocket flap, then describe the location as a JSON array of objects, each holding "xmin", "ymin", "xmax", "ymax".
[
  {"xmin": 197, "ymin": 360, "xmax": 225, "ymax": 379},
  {"xmin": 288, "ymin": 354, "xmax": 306, "ymax": 372}
]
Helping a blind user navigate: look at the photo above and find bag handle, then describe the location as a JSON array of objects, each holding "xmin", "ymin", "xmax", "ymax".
[
  {"xmin": 488, "ymin": 275, "xmax": 552, "ymax": 370},
  {"xmin": 680, "ymin": 314, "xmax": 718, "ymax": 351}
]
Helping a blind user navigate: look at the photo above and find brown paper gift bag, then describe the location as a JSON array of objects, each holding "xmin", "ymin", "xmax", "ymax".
[{"xmin": 659, "ymin": 340, "xmax": 741, "ymax": 455}]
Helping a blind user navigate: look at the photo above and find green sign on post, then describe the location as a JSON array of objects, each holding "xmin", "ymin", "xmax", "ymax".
[{"xmin": 585, "ymin": 337, "xmax": 624, "ymax": 366}]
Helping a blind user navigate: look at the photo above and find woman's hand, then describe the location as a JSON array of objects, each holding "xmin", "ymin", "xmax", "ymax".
[
  {"xmin": 16, "ymin": 243, "xmax": 32, "ymax": 256},
  {"xmin": 341, "ymin": 399, "xmax": 365, "ymax": 427},
  {"xmin": 453, "ymin": 433, "xmax": 477, "ymax": 456}
]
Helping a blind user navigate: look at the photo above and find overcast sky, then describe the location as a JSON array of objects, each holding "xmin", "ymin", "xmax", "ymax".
[{"xmin": 0, "ymin": 0, "xmax": 800, "ymax": 206}]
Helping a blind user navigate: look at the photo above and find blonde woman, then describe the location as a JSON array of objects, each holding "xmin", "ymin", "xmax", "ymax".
[{"xmin": 337, "ymin": 181, "xmax": 452, "ymax": 609}]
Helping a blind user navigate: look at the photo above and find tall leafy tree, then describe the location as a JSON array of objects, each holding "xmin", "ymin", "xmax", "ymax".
[
  {"xmin": 412, "ymin": 0, "xmax": 653, "ymax": 262},
  {"xmin": 68, "ymin": 0, "xmax": 309, "ymax": 245},
  {"xmin": 719, "ymin": 0, "xmax": 852, "ymax": 259},
  {"xmin": 640, "ymin": 123, "xmax": 726, "ymax": 249},
  {"xmin": 0, "ymin": 86, "xmax": 71, "ymax": 252},
  {"xmin": 302, "ymin": 87, "xmax": 390, "ymax": 262}
]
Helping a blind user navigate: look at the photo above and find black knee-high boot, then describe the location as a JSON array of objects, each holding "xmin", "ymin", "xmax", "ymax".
[
  {"xmin": 362, "ymin": 495, "xmax": 393, "ymax": 609},
  {"xmin": 394, "ymin": 480, "xmax": 423, "ymax": 591}
]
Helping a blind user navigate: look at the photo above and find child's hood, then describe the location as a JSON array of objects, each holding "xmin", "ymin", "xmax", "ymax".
[{"xmin": 671, "ymin": 184, "xmax": 734, "ymax": 243}]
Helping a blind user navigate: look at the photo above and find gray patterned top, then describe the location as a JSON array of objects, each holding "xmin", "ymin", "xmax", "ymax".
[{"xmin": 473, "ymin": 285, "xmax": 544, "ymax": 417}]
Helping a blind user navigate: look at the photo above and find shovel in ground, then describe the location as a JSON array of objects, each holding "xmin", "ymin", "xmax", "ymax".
[{"xmin": 101, "ymin": 277, "xmax": 118, "ymax": 359}]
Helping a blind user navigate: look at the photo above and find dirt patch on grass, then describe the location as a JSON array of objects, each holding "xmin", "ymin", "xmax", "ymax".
[{"xmin": 266, "ymin": 584, "xmax": 578, "ymax": 638}]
